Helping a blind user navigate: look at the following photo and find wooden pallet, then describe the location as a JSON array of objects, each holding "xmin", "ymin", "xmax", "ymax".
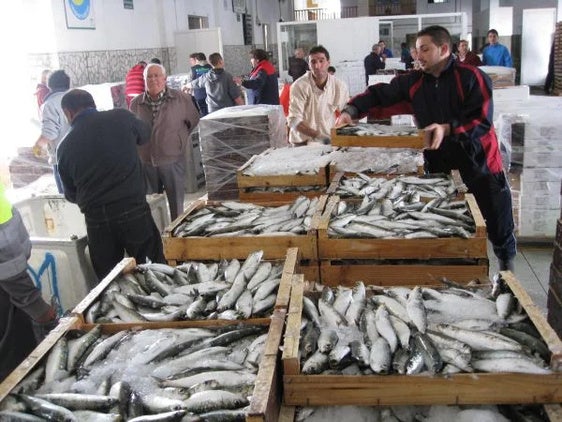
[
  {"xmin": 316, "ymin": 194, "xmax": 487, "ymax": 261},
  {"xmin": 281, "ymin": 276, "xmax": 562, "ymax": 406},
  {"xmin": 330, "ymin": 127, "xmax": 425, "ymax": 148},
  {"xmin": 163, "ymin": 198, "xmax": 326, "ymax": 263},
  {"xmin": 0, "ymin": 310, "xmax": 286, "ymax": 422}
]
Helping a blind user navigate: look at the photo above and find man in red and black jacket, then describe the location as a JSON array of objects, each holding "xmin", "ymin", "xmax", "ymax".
[{"xmin": 336, "ymin": 25, "xmax": 516, "ymax": 272}]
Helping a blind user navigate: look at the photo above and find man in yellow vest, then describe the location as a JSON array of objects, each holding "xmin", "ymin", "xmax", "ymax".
[{"xmin": 0, "ymin": 182, "xmax": 58, "ymax": 379}]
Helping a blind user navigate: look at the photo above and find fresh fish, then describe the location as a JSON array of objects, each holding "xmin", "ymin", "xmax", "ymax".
[
  {"xmin": 472, "ymin": 357, "xmax": 552, "ymax": 374},
  {"xmin": 82, "ymin": 331, "xmax": 129, "ymax": 368},
  {"xmin": 302, "ymin": 351, "xmax": 329, "ymax": 375},
  {"xmin": 303, "ymin": 296, "xmax": 321, "ymax": 327},
  {"xmin": 0, "ymin": 411, "xmax": 47, "ymax": 421},
  {"xmin": 71, "ymin": 410, "xmax": 121, "ymax": 421},
  {"xmin": 160, "ymin": 370, "xmax": 256, "ymax": 389},
  {"xmin": 140, "ymin": 395, "xmax": 187, "ymax": 413},
  {"xmin": 318, "ymin": 299, "xmax": 348, "ymax": 327},
  {"xmin": 18, "ymin": 394, "xmax": 77, "ymax": 422},
  {"xmin": 234, "ymin": 289, "xmax": 253, "ymax": 319},
  {"xmin": 127, "ymin": 410, "xmax": 187, "ymax": 421},
  {"xmin": 45, "ymin": 337, "xmax": 68, "ymax": 383},
  {"xmin": 34, "ymin": 394, "xmax": 118, "ymax": 411},
  {"xmin": 184, "ymin": 390, "xmax": 248, "ymax": 414},
  {"xmin": 317, "ymin": 329, "xmax": 339, "ymax": 353},
  {"xmin": 496, "ymin": 292, "xmax": 516, "ymax": 319},
  {"xmin": 328, "ymin": 344, "xmax": 352, "ymax": 369},
  {"xmin": 369, "ymin": 337, "xmax": 391, "ymax": 374},
  {"xmin": 435, "ymin": 324, "xmax": 524, "ymax": 352},
  {"xmin": 406, "ymin": 286, "xmax": 427, "ymax": 333},
  {"xmin": 375, "ymin": 305, "xmax": 398, "ymax": 353},
  {"xmin": 349, "ymin": 340, "xmax": 370, "ymax": 368},
  {"xmin": 67, "ymin": 325, "xmax": 102, "ymax": 372},
  {"xmin": 345, "ymin": 282, "xmax": 366, "ymax": 326},
  {"xmin": 413, "ymin": 332, "xmax": 443, "ymax": 374}
]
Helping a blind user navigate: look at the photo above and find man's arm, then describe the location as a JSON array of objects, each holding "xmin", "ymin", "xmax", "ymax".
[
  {"xmin": 34, "ymin": 102, "xmax": 60, "ymax": 149},
  {"xmin": 241, "ymin": 70, "xmax": 266, "ymax": 90},
  {"xmin": 287, "ymin": 82, "xmax": 324, "ymax": 141},
  {"xmin": 131, "ymin": 112, "xmax": 151, "ymax": 146},
  {"xmin": 56, "ymin": 146, "xmax": 76, "ymax": 203}
]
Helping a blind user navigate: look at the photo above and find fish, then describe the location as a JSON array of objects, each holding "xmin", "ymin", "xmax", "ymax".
[
  {"xmin": 18, "ymin": 394, "xmax": 77, "ymax": 422},
  {"xmin": 127, "ymin": 410, "xmax": 187, "ymax": 421},
  {"xmin": 375, "ymin": 305, "xmax": 398, "ymax": 353},
  {"xmin": 317, "ymin": 329, "xmax": 339, "ymax": 353},
  {"xmin": 302, "ymin": 351, "xmax": 329, "ymax": 375},
  {"xmin": 34, "ymin": 394, "xmax": 118, "ymax": 412},
  {"xmin": 82, "ymin": 331, "xmax": 129, "ymax": 368},
  {"xmin": 184, "ymin": 390, "xmax": 248, "ymax": 414},
  {"xmin": 67, "ymin": 325, "xmax": 102, "ymax": 372},
  {"xmin": 406, "ymin": 286, "xmax": 427, "ymax": 333},
  {"xmin": 369, "ymin": 337, "xmax": 391, "ymax": 374}
]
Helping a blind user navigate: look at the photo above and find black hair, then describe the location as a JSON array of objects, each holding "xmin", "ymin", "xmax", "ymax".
[
  {"xmin": 209, "ymin": 53, "xmax": 223, "ymax": 67},
  {"xmin": 61, "ymin": 89, "xmax": 96, "ymax": 113},
  {"xmin": 47, "ymin": 70, "xmax": 71, "ymax": 92},
  {"xmin": 417, "ymin": 25, "xmax": 452, "ymax": 51},
  {"xmin": 309, "ymin": 45, "xmax": 330, "ymax": 60},
  {"xmin": 196, "ymin": 52, "xmax": 207, "ymax": 61},
  {"xmin": 150, "ymin": 58, "xmax": 162, "ymax": 64},
  {"xmin": 327, "ymin": 66, "xmax": 336, "ymax": 73},
  {"xmin": 250, "ymin": 49, "xmax": 268, "ymax": 61},
  {"xmin": 487, "ymin": 29, "xmax": 499, "ymax": 36}
]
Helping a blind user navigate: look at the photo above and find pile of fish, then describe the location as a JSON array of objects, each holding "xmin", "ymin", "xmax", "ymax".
[
  {"xmin": 299, "ymin": 278, "xmax": 553, "ymax": 376},
  {"xmin": 172, "ymin": 196, "xmax": 318, "ymax": 238},
  {"xmin": 336, "ymin": 123, "xmax": 420, "ymax": 137},
  {"xmin": 330, "ymin": 174, "xmax": 474, "ymax": 239},
  {"xmin": 1, "ymin": 325, "xmax": 268, "ymax": 421},
  {"xmin": 86, "ymin": 251, "xmax": 284, "ymax": 323},
  {"xmin": 330, "ymin": 147, "xmax": 423, "ymax": 175},
  {"xmin": 295, "ymin": 404, "xmax": 546, "ymax": 422}
]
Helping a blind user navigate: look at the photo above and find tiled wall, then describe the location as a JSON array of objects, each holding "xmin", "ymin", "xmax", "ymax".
[{"xmin": 28, "ymin": 44, "xmax": 279, "ymax": 87}]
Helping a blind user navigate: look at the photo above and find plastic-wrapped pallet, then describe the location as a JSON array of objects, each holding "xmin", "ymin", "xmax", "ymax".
[{"xmin": 198, "ymin": 105, "xmax": 288, "ymax": 200}]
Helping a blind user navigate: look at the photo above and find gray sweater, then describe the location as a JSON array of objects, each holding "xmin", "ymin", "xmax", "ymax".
[{"xmin": 191, "ymin": 68, "xmax": 241, "ymax": 113}]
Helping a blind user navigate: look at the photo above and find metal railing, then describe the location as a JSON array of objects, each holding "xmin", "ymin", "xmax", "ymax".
[{"xmin": 293, "ymin": 2, "xmax": 416, "ymax": 21}]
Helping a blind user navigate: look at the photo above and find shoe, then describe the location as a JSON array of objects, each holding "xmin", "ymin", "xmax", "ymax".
[{"xmin": 498, "ymin": 259, "xmax": 515, "ymax": 272}]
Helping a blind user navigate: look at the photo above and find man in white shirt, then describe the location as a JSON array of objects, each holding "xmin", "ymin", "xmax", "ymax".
[{"xmin": 288, "ymin": 45, "xmax": 349, "ymax": 146}]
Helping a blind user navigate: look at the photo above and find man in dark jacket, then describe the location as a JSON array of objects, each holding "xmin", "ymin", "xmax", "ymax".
[
  {"xmin": 288, "ymin": 47, "xmax": 309, "ymax": 81},
  {"xmin": 336, "ymin": 25, "xmax": 516, "ymax": 272},
  {"xmin": 235, "ymin": 49, "xmax": 279, "ymax": 105},
  {"xmin": 364, "ymin": 44, "xmax": 386, "ymax": 85},
  {"xmin": 189, "ymin": 52, "xmax": 212, "ymax": 116},
  {"xmin": 57, "ymin": 89, "xmax": 165, "ymax": 279}
]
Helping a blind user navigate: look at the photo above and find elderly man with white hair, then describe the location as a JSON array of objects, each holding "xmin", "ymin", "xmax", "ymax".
[{"xmin": 131, "ymin": 63, "xmax": 200, "ymax": 221}]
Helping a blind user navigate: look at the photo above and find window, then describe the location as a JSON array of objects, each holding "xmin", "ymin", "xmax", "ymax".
[
  {"xmin": 242, "ymin": 13, "xmax": 253, "ymax": 45},
  {"xmin": 188, "ymin": 15, "xmax": 209, "ymax": 30}
]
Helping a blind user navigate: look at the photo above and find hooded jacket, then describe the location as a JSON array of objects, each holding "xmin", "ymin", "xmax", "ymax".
[
  {"xmin": 191, "ymin": 68, "xmax": 242, "ymax": 113},
  {"xmin": 242, "ymin": 59, "xmax": 280, "ymax": 105}
]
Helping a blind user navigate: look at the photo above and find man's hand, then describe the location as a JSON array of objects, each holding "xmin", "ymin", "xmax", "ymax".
[
  {"xmin": 334, "ymin": 112, "xmax": 353, "ymax": 128},
  {"xmin": 423, "ymin": 123, "xmax": 450, "ymax": 150}
]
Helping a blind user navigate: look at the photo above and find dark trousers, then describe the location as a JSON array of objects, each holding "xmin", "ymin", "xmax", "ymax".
[
  {"xmin": 85, "ymin": 202, "xmax": 165, "ymax": 279},
  {"xmin": 195, "ymin": 97, "xmax": 208, "ymax": 117},
  {"xmin": 466, "ymin": 171, "xmax": 517, "ymax": 262},
  {"xmin": 0, "ymin": 288, "xmax": 37, "ymax": 382},
  {"xmin": 143, "ymin": 159, "xmax": 186, "ymax": 222}
]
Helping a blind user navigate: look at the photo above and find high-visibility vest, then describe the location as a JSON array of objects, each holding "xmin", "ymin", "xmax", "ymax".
[{"xmin": 0, "ymin": 182, "xmax": 13, "ymax": 224}]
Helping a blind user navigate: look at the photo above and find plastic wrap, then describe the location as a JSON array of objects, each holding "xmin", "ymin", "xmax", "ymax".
[
  {"xmin": 330, "ymin": 147, "xmax": 423, "ymax": 174},
  {"xmin": 8, "ymin": 147, "xmax": 53, "ymax": 189},
  {"xmin": 198, "ymin": 105, "xmax": 288, "ymax": 200}
]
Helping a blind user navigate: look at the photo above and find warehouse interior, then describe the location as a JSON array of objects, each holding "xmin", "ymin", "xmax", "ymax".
[{"xmin": 1, "ymin": 0, "xmax": 562, "ymax": 420}]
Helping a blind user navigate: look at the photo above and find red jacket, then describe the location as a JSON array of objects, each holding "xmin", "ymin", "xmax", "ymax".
[{"xmin": 125, "ymin": 64, "xmax": 146, "ymax": 107}]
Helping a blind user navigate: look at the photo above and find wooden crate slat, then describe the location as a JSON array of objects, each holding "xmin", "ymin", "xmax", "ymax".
[
  {"xmin": 283, "ymin": 373, "xmax": 562, "ymax": 406},
  {"xmin": 275, "ymin": 248, "xmax": 299, "ymax": 309},
  {"xmin": 319, "ymin": 261, "xmax": 489, "ymax": 286},
  {"xmin": 331, "ymin": 128, "xmax": 425, "ymax": 148},
  {"xmin": 503, "ymin": 271, "xmax": 562, "ymax": 370}
]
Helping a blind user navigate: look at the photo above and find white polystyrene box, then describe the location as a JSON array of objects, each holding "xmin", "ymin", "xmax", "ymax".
[
  {"xmin": 521, "ymin": 168, "xmax": 562, "ymax": 183},
  {"xmin": 493, "ymin": 85, "xmax": 530, "ymax": 103},
  {"xmin": 518, "ymin": 208, "xmax": 559, "ymax": 238}
]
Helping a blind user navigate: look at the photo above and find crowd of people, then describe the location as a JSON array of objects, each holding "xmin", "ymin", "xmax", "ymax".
[{"xmin": 7, "ymin": 24, "xmax": 526, "ymax": 380}]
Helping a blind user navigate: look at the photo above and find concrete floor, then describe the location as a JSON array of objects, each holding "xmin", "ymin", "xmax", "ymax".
[{"xmin": 489, "ymin": 242, "xmax": 553, "ymax": 315}]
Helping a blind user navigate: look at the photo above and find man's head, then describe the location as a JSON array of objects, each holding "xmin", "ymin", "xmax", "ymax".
[
  {"xmin": 487, "ymin": 29, "xmax": 499, "ymax": 45},
  {"xmin": 48, "ymin": 70, "xmax": 71, "ymax": 92},
  {"xmin": 208, "ymin": 53, "xmax": 224, "ymax": 68},
  {"xmin": 372, "ymin": 44, "xmax": 382, "ymax": 54},
  {"xmin": 294, "ymin": 48, "xmax": 305, "ymax": 59},
  {"xmin": 189, "ymin": 53, "xmax": 198, "ymax": 66},
  {"xmin": 61, "ymin": 89, "xmax": 96, "ymax": 124},
  {"xmin": 150, "ymin": 57, "xmax": 162, "ymax": 64},
  {"xmin": 416, "ymin": 25, "xmax": 452, "ymax": 76},
  {"xmin": 196, "ymin": 52, "xmax": 207, "ymax": 62},
  {"xmin": 250, "ymin": 49, "xmax": 268, "ymax": 68},
  {"xmin": 379, "ymin": 40, "xmax": 386, "ymax": 49},
  {"xmin": 308, "ymin": 45, "xmax": 330, "ymax": 82},
  {"xmin": 327, "ymin": 66, "xmax": 336, "ymax": 75},
  {"xmin": 144, "ymin": 63, "xmax": 167, "ymax": 97}
]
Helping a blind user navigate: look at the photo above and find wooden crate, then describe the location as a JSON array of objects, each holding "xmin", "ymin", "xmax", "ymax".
[
  {"xmin": 163, "ymin": 197, "xmax": 326, "ymax": 263},
  {"xmin": 316, "ymin": 194, "xmax": 487, "ymax": 261},
  {"xmin": 278, "ymin": 404, "xmax": 562, "ymax": 422},
  {"xmin": 72, "ymin": 250, "xmax": 304, "ymax": 327},
  {"xmin": 331, "ymin": 127, "xmax": 425, "ymax": 148},
  {"xmin": 327, "ymin": 169, "xmax": 467, "ymax": 200},
  {"xmin": 281, "ymin": 274, "xmax": 562, "ymax": 406},
  {"xmin": 0, "ymin": 308, "xmax": 286, "ymax": 422},
  {"xmin": 237, "ymin": 154, "xmax": 332, "ymax": 204}
]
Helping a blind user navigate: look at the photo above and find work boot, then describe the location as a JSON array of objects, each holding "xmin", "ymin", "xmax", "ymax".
[{"xmin": 499, "ymin": 258, "xmax": 515, "ymax": 273}]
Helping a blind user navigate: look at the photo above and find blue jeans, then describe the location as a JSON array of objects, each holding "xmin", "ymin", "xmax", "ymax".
[{"xmin": 85, "ymin": 202, "xmax": 165, "ymax": 279}]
